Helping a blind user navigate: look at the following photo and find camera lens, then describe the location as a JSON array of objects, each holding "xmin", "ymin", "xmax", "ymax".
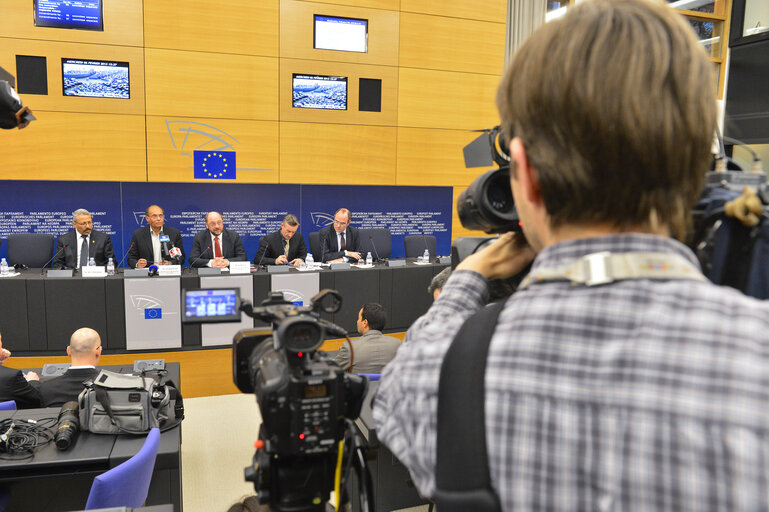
[{"xmin": 457, "ymin": 167, "xmax": 519, "ymax": 234}]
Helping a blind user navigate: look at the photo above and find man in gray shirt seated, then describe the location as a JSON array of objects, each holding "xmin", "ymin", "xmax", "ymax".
[{"xmin": 334, "ymin": 303, "xmax": 401, "ymax": 374}]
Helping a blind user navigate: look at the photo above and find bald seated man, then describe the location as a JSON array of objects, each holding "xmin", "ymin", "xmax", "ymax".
[
  {"xmin": 188, "ymin": 211, "xmax": 247, "ymax": 268},
  {"xmin": 32, "ymin": 327, "xmax": 102, "ymax": 408}
]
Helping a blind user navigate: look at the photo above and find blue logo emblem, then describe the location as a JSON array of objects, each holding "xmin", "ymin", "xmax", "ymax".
[
  {"xmin": 144, "ymin": 308, "xmax": 162, "ymax": 319},
  {"xmin": 194, "ymin": 150, "xmax": 236, "ymax": 180}
]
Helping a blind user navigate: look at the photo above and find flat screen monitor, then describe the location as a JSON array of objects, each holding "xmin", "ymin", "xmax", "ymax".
[
  {"xmin": 34, "ymin": 0, "xmax": 104, "ymax": 31},
  {"xmin": 314, "ymin": 15, "xmax": 368, "ymax": 53},
  {"xmin": 292, "ymin": 74, "xmax": 348, "ymax": 110},
  {"xmin": 61, "ymin": 58, "xmax": 130, "ymax": 99},
  {"xmin": 182, "ymin": 288, "xmax": 242, "ymax": 323}
]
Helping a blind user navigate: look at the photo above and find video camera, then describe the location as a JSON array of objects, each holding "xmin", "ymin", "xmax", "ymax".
[{"xmin": 182, "ymin": 288, "xmax": 372, "ymax": 512}]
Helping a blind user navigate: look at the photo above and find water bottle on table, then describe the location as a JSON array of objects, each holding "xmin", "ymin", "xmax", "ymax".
[
  {"xmin": 305, "ymin": 253, "xmax": 314, "ymax": 269},
  {"xmin": 88, "ymin": 257, "xmax": 96, "ymax": 267},
  {"xmin": 366, "ymin": 252, "xmax": 372, "ymax": 266},
  {"xmin": 0, "ymin": 258, "xmax": 8, "ymax": 276},
  {"xmin": 107, "ymin": 257, "xmax": 115, "ymax": 275},
  {"xmin": 422, "ymin": 249, "xmax": 430, "ymax": 263}
]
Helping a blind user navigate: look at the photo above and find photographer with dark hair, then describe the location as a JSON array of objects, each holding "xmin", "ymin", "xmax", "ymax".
[
  {"xmin": 334, "ymin": 303, "xmax": 401, "ymax": 374},
  {"xmin": 373, "ymin": 1, "xmax": 769, "ymax": 510}
]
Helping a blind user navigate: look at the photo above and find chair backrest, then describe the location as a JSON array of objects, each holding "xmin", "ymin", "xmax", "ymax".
[
  {"xmin": 308, "ymin": 231, "xmax": 321, "ymax": 261},
  {"xmin": 404, "ymin": 234, "xmax": 437, "ymax": 259},
  {"xmin": 359, "ymin": 228, "xmax": 392, "ymax": 259},
  {"xmin": 0, "ymin": 400, "xmax": 16, "ymax": 411},
  {"xmin": 85, "ymin": 428, "xmax": 161, "ymax": 510},
  {"xmin": 7, "ymin": 233, "xmax": 55, "ymax": 268}
]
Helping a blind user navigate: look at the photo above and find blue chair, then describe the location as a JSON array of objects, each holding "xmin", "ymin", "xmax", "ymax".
[
  {"xmin": 85, "ymin": 428, "xmax": 160, "ymax": 510},
  {"xmin": 309, "ymin": 231, "xmax": 321, "ymax": 261},
  {"xmin": 7, "ymin": 233, "xmax": 55, "ymax": 268},
  {"xmin": 0, "ymin": 400, "xmax": 16, "ymax": 411},
  {"xmin": 359, "ymin": 228, "xmax": 392, "ymax": 260},
  {"xmin": 404, "ymin": 234, "xmax": 437, "ymax": 259},
  {"xmin": 358, "ymin": 373, "xmax": 381, "ymax": 381}
]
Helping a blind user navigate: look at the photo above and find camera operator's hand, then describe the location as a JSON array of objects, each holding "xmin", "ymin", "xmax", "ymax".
[
  {"xmin": 24, "ymin": 371, "xmax": 40, "ymax": 381},
  {"xmin": 456, "ymin": 232, "xmax": 535, "ymax": 281}
]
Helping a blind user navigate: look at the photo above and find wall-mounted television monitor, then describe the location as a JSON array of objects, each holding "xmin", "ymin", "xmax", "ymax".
[
  {"xmin": 292, "ymin": 74, "xmax": 348, "ymax": 110},
  {"xmin": 314, "ymin": 15, "xmax": 368, "ymax": 53},
  {"xmin": 62, "ymin": 59, "xmax": 130, "ymax": 99},
  {"xmin": 34, "ymin": 0, "xmax": 104, "ymax": 31}
]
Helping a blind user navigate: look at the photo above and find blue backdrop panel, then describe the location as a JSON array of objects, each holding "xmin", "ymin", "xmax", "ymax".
[
  {"xmin": 300, "ymin": 185, "xmax": 453, "ymax": 258},
  {"xmin": 120, "ymin": 182, "xmax": 301, "ymax": 262},
  {"xmin": 0, "ymin": 180, "xmax": 122, "ymax": 261}
]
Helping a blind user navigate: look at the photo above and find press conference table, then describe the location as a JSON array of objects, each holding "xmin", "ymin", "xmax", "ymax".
[
  {"xmin": 0, "ymin": 261, "xmax": 448, "ymax": 355},
  {"xmin": 0, "ymin": 363, "xmax": 182, "ymax": 512}
]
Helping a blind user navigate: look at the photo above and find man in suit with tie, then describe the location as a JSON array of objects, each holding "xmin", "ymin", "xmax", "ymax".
[
  {"xmin": 253, "ymin": 214, "xmax": 308, "ymax": 267},
  {"xmin": 0, "ymin": 332, "xmax": 41, "ymax": 409},
  {"xmin": 319, "ymin": 208, "xmax": 361, "ymax": 263},
  {"xmin": 53, "ymin": 209, "xmax": 115, "ymax": 269},
  {"xmin": 189, "ymin": 211, "xmax": 247, "ymax": 268},
  {"xmin": 31, "ymin": 327, "xmax": 101, "ymax": 408},
  {"xmin": 127, "ymin": 205, "xmax": 186, "ymax": 268}
]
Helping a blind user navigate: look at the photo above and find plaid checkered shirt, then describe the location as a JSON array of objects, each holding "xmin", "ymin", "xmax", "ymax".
[{"xmin": 373, "ymin": 233, "xmax": 769, "ymax": 511}]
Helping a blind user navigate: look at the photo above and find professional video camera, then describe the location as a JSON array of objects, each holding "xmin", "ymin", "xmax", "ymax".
[
  {"xmin": 0, "ymin": 66, "xmax": 35, "ymax": 129},
  {"xmin": 182, "ymin": 288, "xmax": 372, "ymax": 512}
]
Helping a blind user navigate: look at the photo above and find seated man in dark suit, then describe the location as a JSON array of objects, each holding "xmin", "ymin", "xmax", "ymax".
[
  {"xmin": 253, "ymin": 214, "xmax": 308, "ymax": 267},
  {"xmin": 189, "ymin": 211, "xmax": 247, "ymax": 268},
  {"xmin": 32, "ymin": 327, "xmax": 101, "ymax": 408},
  {"xmin": 0, "ymin": 332, "xmax": 41, "ymax": 409},
  {"xmin": 333, "ymin": 303, "xmax": 401, "ymax": 374},
  {"xmin": 319, "ymin": 208, "xmax": 361, "ymax": 263},
  {"xmin": 53, "ymin": 209, "xmax": 115, "ymax": 269},
  {"xmin": 127, "ymin": 205, "xmax": 186, "ymax": 268}
]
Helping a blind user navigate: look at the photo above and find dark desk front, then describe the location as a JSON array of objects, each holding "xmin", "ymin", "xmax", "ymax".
[
  {"xmin": 0, "ymin": 363, "xmax": 182, "ymax": 512},
  {"xmin": 0, "ymin": 263, "xmax": 447, "ymax": 354}
]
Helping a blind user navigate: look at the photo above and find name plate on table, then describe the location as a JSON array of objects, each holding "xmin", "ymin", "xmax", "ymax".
[
  {"xmin": 197, "ymin": 267, "xmax": 221, "ymax": 275},
  {"xmin": 387, "ymin": 259, "xmax": 406, "ymax": 267},
  {"xmin": 81, "ymin": 266, "xmax": 106, "ymax": 277},
  {"xmin": 158, "ymin": 265, "xmax": 181, "ymax": 277},
  {"xmin": 437, "ymin": 256, "xmax": 451, "ymax": 264},
  {"xmin": 330, "ymin": 262, "xmax": 351, "ymax": 270},
  {"xmin": 123, "ymin": 268, "xmax": 149, "ymax": 278},
  {"xmin": 46, "ymin": 269, "xmax": 73, "ymax": 278},
  {"xmin": 230, "ymin": 261, "xmax": 251, "ymax": 274},
  {"xmin": 268, "ymin": 265, "xmax": 289, "ymax": 273}
]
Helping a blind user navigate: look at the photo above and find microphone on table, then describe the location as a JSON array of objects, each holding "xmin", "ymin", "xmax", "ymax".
[
  {"xmin": 189, "ymin": 246, "xmax": 211, "ymax": 269},
  {"xmin": 159, "ymin": 234, "xmax": 171, "ymax": 262},
  {"xmin": 41, "ymin": 244, "xmax": 67, "ymax": 274},
  {"xmin": 115, "ymin": 242, "xmax": 134, "ymax": 271},
  {"xmin": 148, "ymin": 263, "xmax": 159, "ymax": 276},
  {"xmin": 256, "ymin": 241, "xmax": 269, "ymax": 269},
  {"xmin": 369, "ymin": 236, "xmax": 382, "ymax": 263},
  {"xmin": 320, "ymin": 237, "xmax": 327, "ymax": 264},
  {"xmin": 169, "ymin": 245, "xmax": 182, "ymax": 264}
]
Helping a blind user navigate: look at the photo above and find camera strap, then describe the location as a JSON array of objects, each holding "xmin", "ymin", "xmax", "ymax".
[{"xmin": 434, "ymin": 299, "xmax": 506, "ymax": 512}]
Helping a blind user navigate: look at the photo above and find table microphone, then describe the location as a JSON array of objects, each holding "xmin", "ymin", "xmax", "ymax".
[
  {"xmin": 189, "ymin": 246, "xmax": 211, "ymax": 268},
  {"xmin": 115, "ymin": 242, "xmax": 134, "ymax": 271},
  {"xmin": 41, "ymin": 244, "xmax": 67, "ymax": 274},
  {"xmin": 368, "ymin": 236, "xmax": 383, "ymax": 263},
  {"xmin": 256, "ymin": 241, "xmax": 269, "ymax": 269},
  {"xmin": 320, "ymin": 236, "xmax": 327, "ymax": 264}
]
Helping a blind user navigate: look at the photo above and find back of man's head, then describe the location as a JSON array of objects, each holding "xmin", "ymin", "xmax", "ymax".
[
  {"xmin": 361, "ymin": 303, "xmax": 387, "ymax": 331},
  {"xmin": 67, "ymin": 327, "xmax": 101, "ymax": 366},
  {"xmin": 497, "ymin": 0, "xmax": 716, "ymax": 240}
]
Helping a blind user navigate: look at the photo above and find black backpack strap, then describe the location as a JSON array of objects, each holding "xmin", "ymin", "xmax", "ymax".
[{"xmin": 433, "ymin": 300, "xmax": 506, "ymax": 512}]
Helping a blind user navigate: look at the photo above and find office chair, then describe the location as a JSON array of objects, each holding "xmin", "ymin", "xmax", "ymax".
[
  {"xmin": 403, "ymin": 234, "xmax": 437, "ymax": 259},
  {"xmin": 84, "ymin": 428, "xmax": 160, "ymax": 510},
  {"xmin": 0, "ymin": 400, "xmax": 16, "ymax": 411},
  {"xmin": 6, "ymin": 233, "xmax": 55, "ymax": 268},
  {"xmin": 308, "ymin": 231, "xmax": 321, "ymax": 261},
  {"xmin": 359, "ymin": 228, "xmax": 392, "ymax": 259}
]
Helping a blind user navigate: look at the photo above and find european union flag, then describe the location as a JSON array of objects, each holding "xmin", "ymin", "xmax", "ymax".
[
  {"xmin": 194, "ymin": 150, "xmax": 236, "ymax": 180},
  {"xmin": 145, "ymin": 308, "xmax": 162, "ymax": 319}
]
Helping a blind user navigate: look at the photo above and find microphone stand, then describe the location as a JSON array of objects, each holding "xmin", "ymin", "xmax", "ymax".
[
  {"xmin": 41, "ymin": 244, "xmax": 68, "ymax": 274},
  {"xmin": 256, "ymin": 241, "xmax": 269, "ymax": 270},
  {"xmin": 189, "ymin": 246, "xmax": 212, "ymax": 270}
]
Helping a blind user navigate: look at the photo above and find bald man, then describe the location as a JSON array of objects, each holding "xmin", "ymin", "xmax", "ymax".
[
  {"xmin": 33, "ymin": 327, "xmax": 102, "ymax": 408},
  {"xmin": 188, "ymin": 211, "xmax": 247, "ymax": 268}
]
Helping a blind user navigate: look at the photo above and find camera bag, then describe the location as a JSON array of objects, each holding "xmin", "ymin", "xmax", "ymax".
[{"xmin": 78, "ymin": 369, "xmax": 183, "ymax": 435}]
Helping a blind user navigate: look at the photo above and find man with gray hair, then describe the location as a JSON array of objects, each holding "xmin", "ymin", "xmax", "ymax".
[
  {"xmin": 31, "ymin": 327, "xmax": 102, "ymax": 407},
  {"xmin": 53, "ymin": 208, "xmax": 114, "ymax": 269}
]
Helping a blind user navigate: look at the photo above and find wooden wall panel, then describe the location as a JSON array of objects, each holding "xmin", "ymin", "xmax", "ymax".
[
  {"xmin": 0, "ymin": 112, "xmax": 147, "ymax": 182},
  {"xmin": 295, "ymin": 0, "xmax": 400, "ymax": 10},
  {"xmin": 279, "ymin": 58, "xmax": 398, "ymax": 125},
  {"xmin": 0, "ymin": 0, "xmax": 143, "ymax": 46},
  {"xmin": 144, "ymin": 49, "xmax": 279, "ymax": 121},
  {"xmin": 280, "ymin": 0, "xmax": 399, "ymax": 66},
  {"xmin": 396, "ymin": 127, "xmax": 485, "ymax": 186},
  {"xmin": 144, "ymin": 0, "xmax": 279, "ymax": 57},
  {"xmin": 146, "ymin": 116, "xmax": 280, "ymax": 183},
  {"xmin": 280, "ymin": 122, "xmax": 396, "ymax": 184},
  {"xmin": 398, "ymin": 68, "xmax": 501, "ymax": 130},
  {"xmin": 400, "ymin": 0, "xmax": 507, "ymax": 23},
  {"xmin": 399, "ymin": 13, "xmax": 505, "ymax": 75},
  {"xmin": 0, "ymin": 39, "xmax": 145, "ymax": 115}
]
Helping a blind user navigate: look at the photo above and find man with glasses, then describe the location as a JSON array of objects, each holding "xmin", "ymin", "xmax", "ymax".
[
  {"xmin": 319, "ymin": 208, "xmax": 361, "ymax": 263},
  {"xmin": 31, "ymin": 327, "xmax": 102, "ymax": 408},
  {"xmin": 127, "ymin": 204, "xmax": 186, "ymax": 268},
  {"xmin": 52, "ymin": 209, "xmax": 115, "ymax": 269}
]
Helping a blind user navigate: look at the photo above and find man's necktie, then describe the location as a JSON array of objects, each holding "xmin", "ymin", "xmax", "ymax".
[
  {"xmin": 214, "ymin": 236, "xmax": 222, "ymax": 258},
  {"xmin": 340, "ymin": 232, "xmax": 346, "ymax": 251},
  {"xmin": 79, "ymin": 235, "xmax": 88, "ymax": 268},
  {"xmin": 284, "ymin": 239, "xmax": 290, "ymax": 256}
]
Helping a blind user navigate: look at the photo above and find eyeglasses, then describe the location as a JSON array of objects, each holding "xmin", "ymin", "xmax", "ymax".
[{"xmin": 333, "ymin": 219, "xmax": 348, "ymax": 226}]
